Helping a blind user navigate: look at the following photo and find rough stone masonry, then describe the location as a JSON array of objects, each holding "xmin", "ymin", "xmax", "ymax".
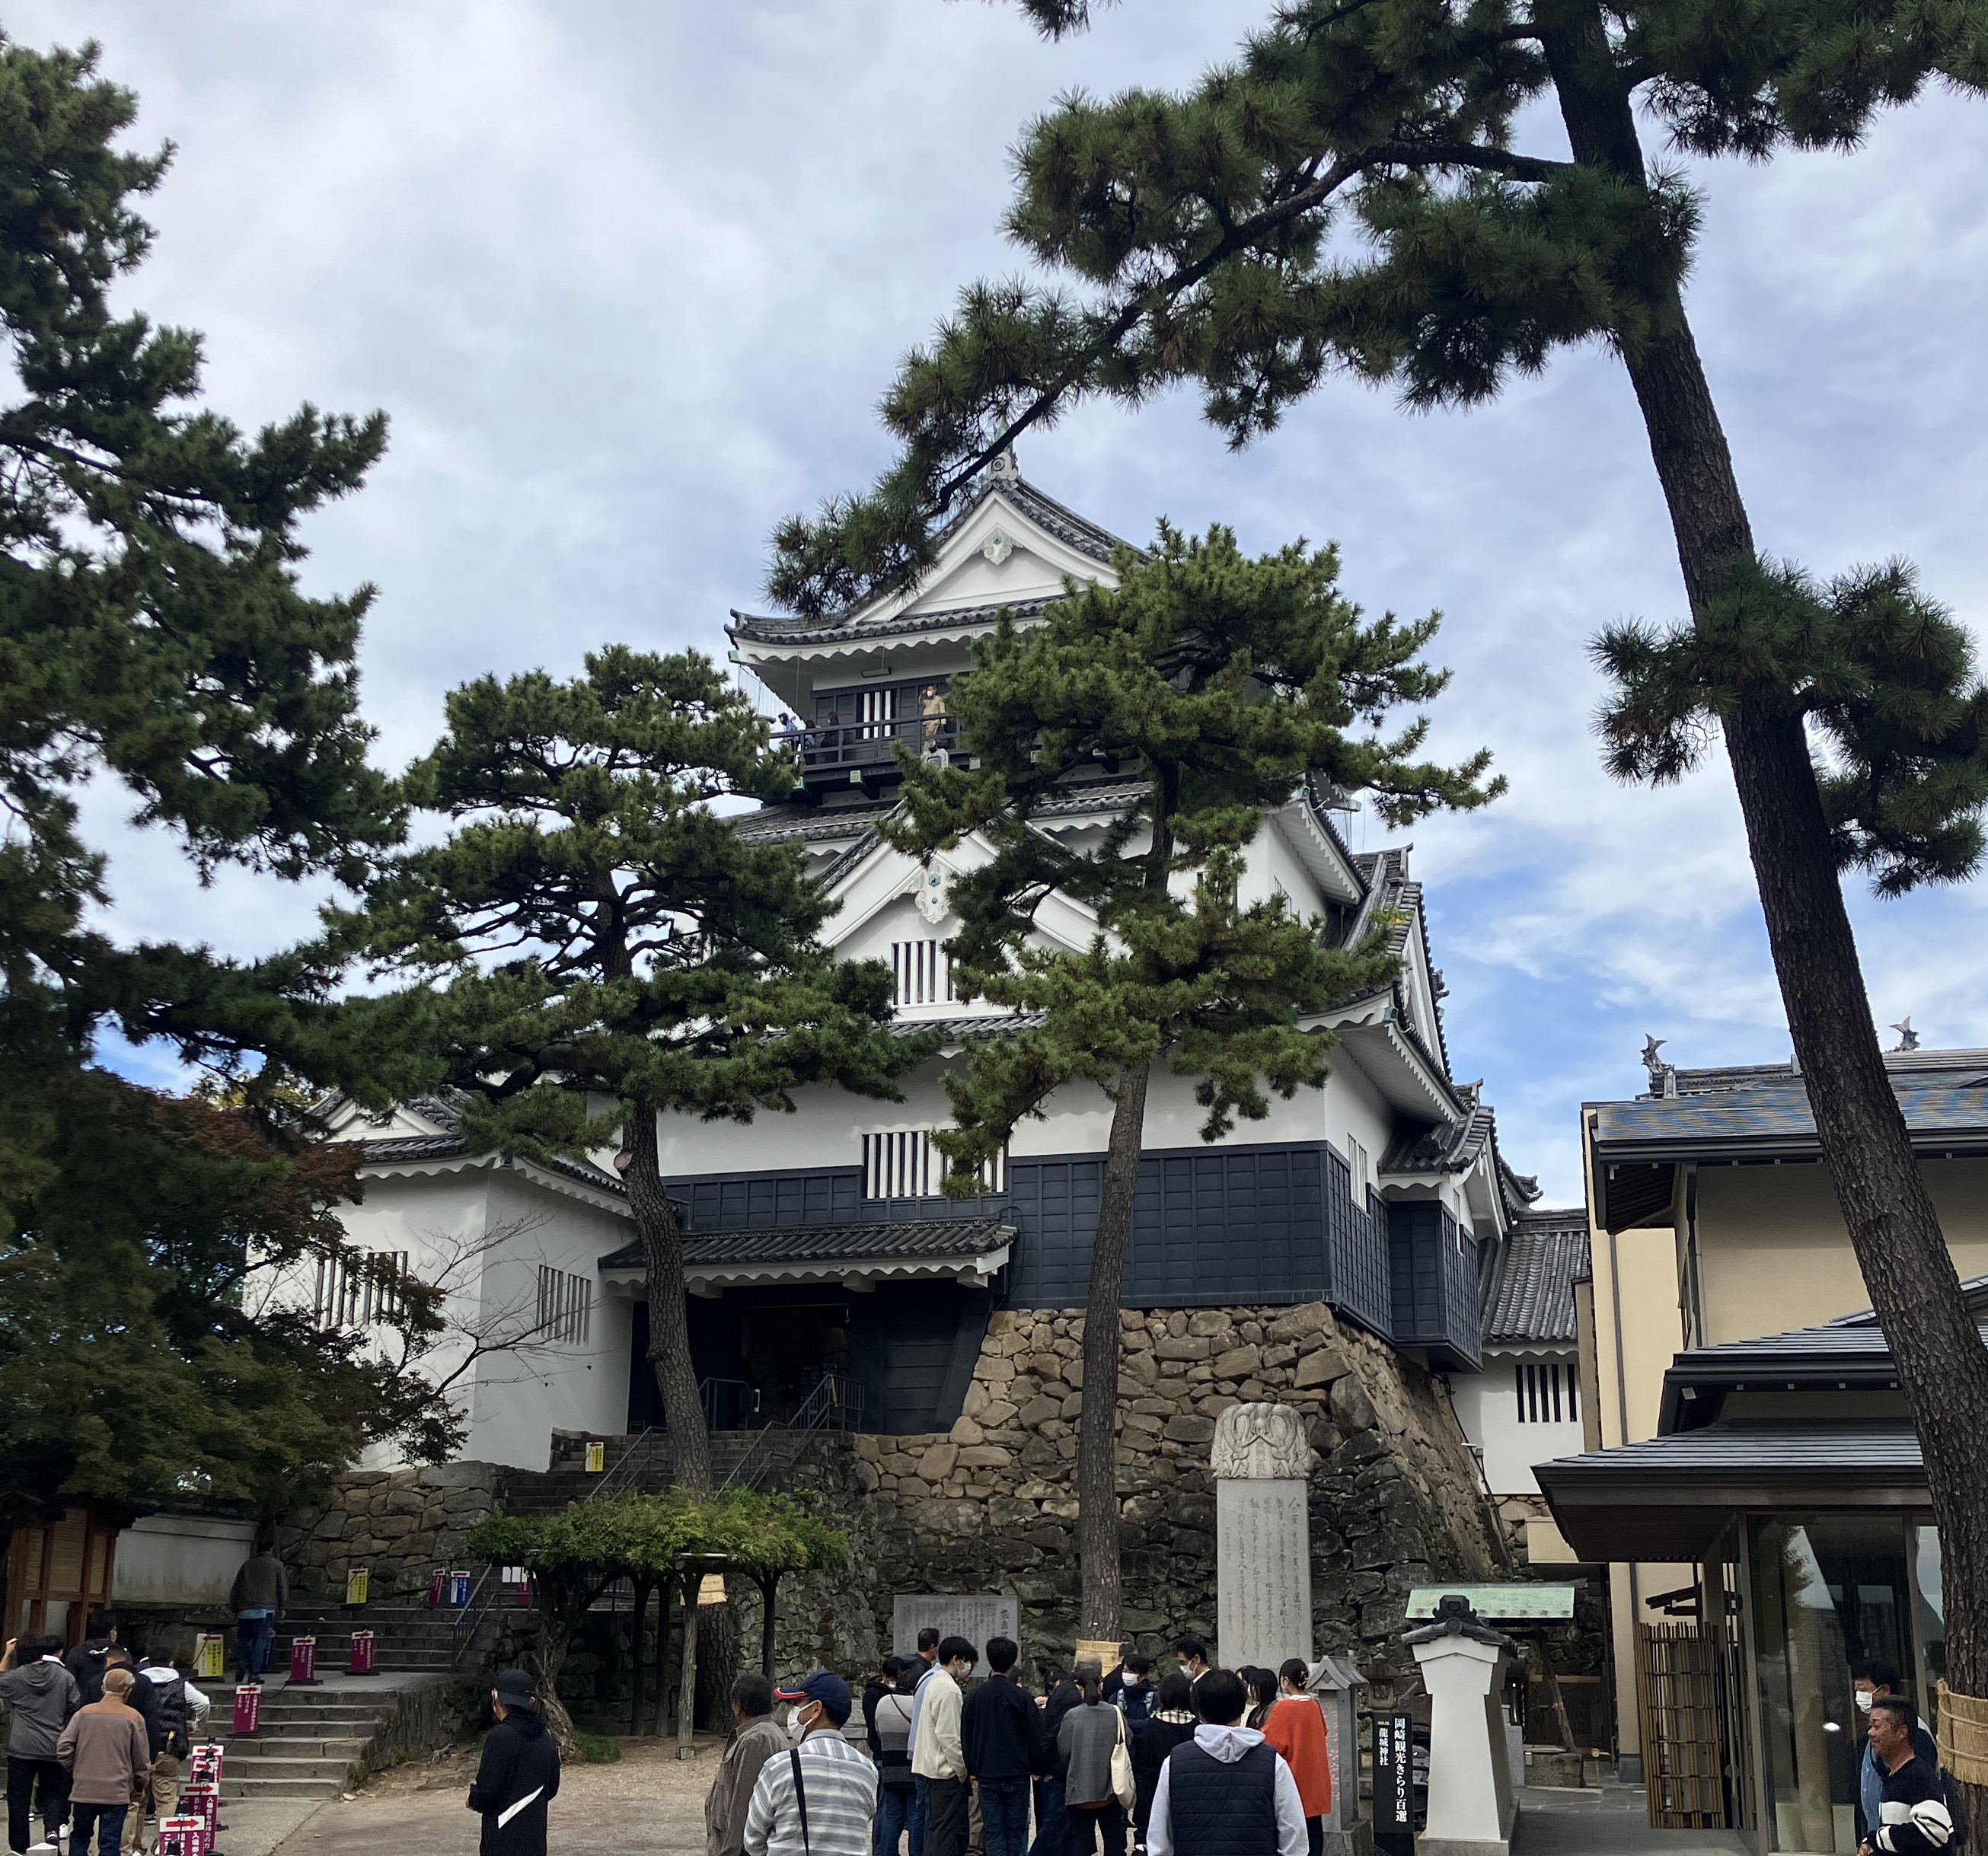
[{"xmin": 754, "ymin": 1297, "xmax": 1503, "ymax": 1696}]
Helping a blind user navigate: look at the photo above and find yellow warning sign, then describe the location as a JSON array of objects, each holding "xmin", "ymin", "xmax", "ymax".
[
  {"xmin": 345, "ymin": 1568, "xmax": 369, "ymax": 1606},
  {"xmin": 194, "ymin": 1634, "xmax": 225, "ymax": 1679},
  {"xmin": 585, "ymin": 1440, "xmax": 606, "ymax": 1474}
]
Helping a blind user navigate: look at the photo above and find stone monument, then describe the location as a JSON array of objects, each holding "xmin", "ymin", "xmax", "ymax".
[
  {"xmin": 1212, "ymin": 1402, "xmax": 1312, "ymax": 1671},
  {"xmin": 1403, "ymin": 1595, "xmax": 1521, "ymax": 1856}
]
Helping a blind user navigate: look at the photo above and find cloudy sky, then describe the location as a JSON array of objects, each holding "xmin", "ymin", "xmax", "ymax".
[{"xmin": 24, "ymin": 0, "xmax": 1988, "ymax": 1204}]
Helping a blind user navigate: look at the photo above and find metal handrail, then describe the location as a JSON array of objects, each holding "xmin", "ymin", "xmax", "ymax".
[
  {"xmin": 449, "ymin": 1562, "xmax": 503, "ymax": 1669},
  {"xmin": 772, "ymin": 714, "xmax": 957, "ymax": 774},
  {"xmin": 588, "ymin": 1427, "xmax": 665, "ymax": 1503},
  {"xmin": 720, "ymin": 1370, "xmax": 857, "ymax": 1493}
]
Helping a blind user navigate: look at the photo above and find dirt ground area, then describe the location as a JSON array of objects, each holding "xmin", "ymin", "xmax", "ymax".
[{"xmin": 273, "ymin": 1733, "xmax": 729, "ymax": 1856}]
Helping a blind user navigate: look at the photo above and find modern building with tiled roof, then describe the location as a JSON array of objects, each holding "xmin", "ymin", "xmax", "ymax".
[{"xmin": 1564, "ymin": 1036, "xmax": 1988, "ymax": 1824}]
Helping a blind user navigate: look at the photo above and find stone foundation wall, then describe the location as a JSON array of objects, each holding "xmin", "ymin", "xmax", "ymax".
[
  {"xmin": 767, "ymin": 1299, "xmax": 1501, "ymax": 1697},
  {"xmin": 279, "ymin": 1462, "xmax": 504, "ymax": 1599}
]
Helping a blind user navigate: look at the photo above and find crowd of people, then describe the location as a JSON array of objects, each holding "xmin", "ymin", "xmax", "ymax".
[
  {"xmin": 0, "ymin": 1616, "xmax": 212, "ymax": 1856},
  {"xmin": 704, "ymin": 1635, "xmax": 1335, "ymax": 1856}
]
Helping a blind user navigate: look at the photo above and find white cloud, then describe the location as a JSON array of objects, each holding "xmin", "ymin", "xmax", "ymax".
[{"xmin": 18, "ymin": 0, "xmax": 1988, "ymax": 1201}]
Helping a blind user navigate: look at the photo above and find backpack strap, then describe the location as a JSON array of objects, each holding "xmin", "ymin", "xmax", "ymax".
[{"xmin": 790, "ymin": 1747, "xmax": 811, "ymax": 1856}]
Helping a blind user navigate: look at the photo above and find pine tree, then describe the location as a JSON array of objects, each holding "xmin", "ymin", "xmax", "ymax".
[
  {"xmin": 771, "ymin": 0, "xmax": 1988, "ymax": 1743},
  {"xmin": 0, "ymin": 1067, "xmax": 451, "ymax": 1526},
  {"xmin": 0, "ymin": 34, "xmax": 442, "ymax": 1523},
  {"xmin": 351, "ymin": 647, "xmax": 924, "ymax": 1491},
  {"xmin": 886, "ymin": 523, "xmax": 1498, "ymax": 1640}
]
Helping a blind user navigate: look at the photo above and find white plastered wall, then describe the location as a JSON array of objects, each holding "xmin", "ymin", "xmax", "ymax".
[{"xmin": 1451, "ymin": 1347, "xmax": 1585, "ymax": 1496}]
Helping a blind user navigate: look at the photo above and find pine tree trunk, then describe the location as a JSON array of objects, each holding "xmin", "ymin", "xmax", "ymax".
[
  {"xmin": 623, "ymin": 1105, "xmax": 713, "ymax": 1491},
  {"xmin": 697, "ymin": 1597, "xmax": 741, "ymax": 1730},
  {"xmin": 1077, "ymin": 1060, "xmax": 1149, "ymax": 1644},
  {"xmin": 1540, "ymin": 0, "xmax": 1988, "ymax": 1783}
]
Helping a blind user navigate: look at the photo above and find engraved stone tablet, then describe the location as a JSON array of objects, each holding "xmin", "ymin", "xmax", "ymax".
[
  {"xmin": 892, "ymin": 1593, "xmax": 1020, "ymax": 1658},
  {"xmin": 1212, "ymin": 1402, "xmax": 1312, "ymax": 1673}
]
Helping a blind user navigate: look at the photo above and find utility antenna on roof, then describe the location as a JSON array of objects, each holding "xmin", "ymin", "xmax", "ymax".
[{"xmin": 1891, "ymin": 1016, "xmax": 1921, "ymax": 1054}]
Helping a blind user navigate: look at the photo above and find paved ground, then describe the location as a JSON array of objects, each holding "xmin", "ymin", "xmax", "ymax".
[
  {"xmin": 266, "ymin": 1733, "xmax": 726, "ymax": 1856},
  {"xmin": 253, "ymin": 1749, "xmax": 1753, "ymax": 1856},
  {"xmin": 1513, "ymin": 1784, "xmax": 1750, "ymax": 1854}
]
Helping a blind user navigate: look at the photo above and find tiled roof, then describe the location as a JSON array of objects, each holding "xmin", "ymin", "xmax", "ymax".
[
  {"xmin": 732, "ymin": 805, "xmax": 892, "ymax": 847},
  {"xmin": 1540, "ymin": 1421, "xmax": 1925, "ymax": 1483},
  {"xmin": 729, "ymin": 595, "xmax": 1058, "ymax": 646},
  {"xmin": 599, "ymin": 1216, "xmax": 1010, "ymax": 1273},
  {"xmin": 1592, "ymin": 1070, "xmax": 1988, "ymax": 1159},
  {"xmin": 1479, "ymin": 1208, "xmax": 1589, "ymax": 1346},
  {"xmin": 729, "ymin": 471, "xmax": 1136, "ymax": 642},
  {"xmin": 356, "ymin": 1092, "xmax": 626, "ymax": 1198}
]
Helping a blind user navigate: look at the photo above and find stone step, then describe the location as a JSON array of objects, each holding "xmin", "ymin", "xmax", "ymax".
[
  {"xmin": 221, "ymin": 1774, "xmax": 348, "ymax": 1799},
  {"xmin": 223, "ymin": 1738, "xmax": 368, "ymax": 1764}
]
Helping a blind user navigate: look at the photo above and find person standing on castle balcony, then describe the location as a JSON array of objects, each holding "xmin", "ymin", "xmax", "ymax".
[
  {"xmin": 910, "ymin": 1639, "xmax": 974, "ymax": 1856},
  {"xmin": 1145, "ymin": 1671, "xmax": 1305, "ymax": 1856}
]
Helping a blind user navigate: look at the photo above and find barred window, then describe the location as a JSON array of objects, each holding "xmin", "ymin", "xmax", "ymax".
[
  {"xmin": 536, "ymin": 1265, "xmax": 593, "ymax": 1344},
  {"xmin": 1514, "ymin": 1361, "xmax": 1577, "ymax": 1424},
  {"xmin": 862, "ymin": 1130, "xmax": 1004, "ymax": 1200},
  {"xmin": 314, "ymin": 1252, "xmax": 408, "ymax": 1329},
  {"xmin": 1347, "ymin": 1137, "xmax": 1371, "ymax": 1204},
  {"xmin": 891, "ymin": 940, "xmax": 955, "ymax": 1007}
]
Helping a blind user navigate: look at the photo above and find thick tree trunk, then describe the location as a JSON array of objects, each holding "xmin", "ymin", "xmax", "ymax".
[
  {"xmin": 624, "ymin": 1105, "xmax": 713, "ymax": 1491},
  {"xmin": 1077, "ymin": 1060, "xmax": 1149, "ymax": 1644},
  {"xmin": 697, "ymin": 1596, "xmax": 740, "ymax": 1730},
  {"xmin": 1540, "ymin": 0, "xmax": 1988, "ymax": 1764}
]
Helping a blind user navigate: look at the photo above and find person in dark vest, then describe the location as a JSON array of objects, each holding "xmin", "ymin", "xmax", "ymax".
[
  {"xmin": 1144, "ymin": 1669, "xmax": 1306, "ymax": 1856},
  {"xmin": 466, "ymin": 1671, "xmax": 560, "ymax": 1856}
]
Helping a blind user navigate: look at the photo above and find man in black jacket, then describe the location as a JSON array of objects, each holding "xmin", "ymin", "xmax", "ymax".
[
  {"xmin": 467, "ymin": 1672, "xmax": 560, "ymax": 1856},
  {"xmin": 1859, "ymin": 1697, "xmax": 1954, "ymax": 1855},
  {"xmin": 962, "ymin": 1639, "xmax": 1034, "ymax": 1856}
]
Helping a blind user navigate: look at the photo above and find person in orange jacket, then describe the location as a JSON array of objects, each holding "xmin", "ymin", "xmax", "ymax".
[{"xmin": 1256, "ymin": 1663, "xmax": 1330, "ymax": 1856}]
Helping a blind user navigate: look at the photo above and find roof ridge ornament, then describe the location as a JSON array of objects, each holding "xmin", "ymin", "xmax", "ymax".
[
  {"xmin": 1891, "ymin": 1016, "xmax": 1921, "ymax": 1053},
  {"xmin": 988, "ymin": 448, "xmax": 1020, "ymax": 483},
  {"xmin": 1642, "ymin": 1035, "xmax": 1678, "ymax": 1099}
]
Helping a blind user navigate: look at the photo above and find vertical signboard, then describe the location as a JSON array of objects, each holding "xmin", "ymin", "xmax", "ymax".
[{"xmin": 1373, "ymin": 1711, "xmax": 1415, "ymax": 1856}]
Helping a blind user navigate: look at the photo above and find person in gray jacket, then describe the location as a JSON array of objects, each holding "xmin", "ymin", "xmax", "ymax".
[
  {"xmin": 1057, "ymin": 1669, "xmax": 1128, "ymax": 1856},
  {"xmin": 226, "ymin": 1548, "xmax": 288, "ymax": 1685},
  {"xmin": 2, "ymin": 1634, "xmax": 82, "ymax": 1854}
]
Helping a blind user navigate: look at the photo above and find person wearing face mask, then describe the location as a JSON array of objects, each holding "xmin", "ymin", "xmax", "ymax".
[
  {"xmin": 745, "ymin": 1673, "xmax": 877, "ymax": 1856},
  {"xmin": 1853, "ymin": 1665, "xmax": 1939, "ymax": 1851}
]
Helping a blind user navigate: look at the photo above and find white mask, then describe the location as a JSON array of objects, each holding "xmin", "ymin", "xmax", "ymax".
[{"xmin": 1856, "ymin": 1691, "xmax": 1875, "ymax": 1714}]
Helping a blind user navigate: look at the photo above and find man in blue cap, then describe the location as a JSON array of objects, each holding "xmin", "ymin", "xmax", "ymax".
[
  {"xmin": 466, "ymin": 1671, "xmax": 560, "ymax": 1856},
  {"xmin": 744, "ymin": 1672, "xmax": 877, "ymax": 1856}
]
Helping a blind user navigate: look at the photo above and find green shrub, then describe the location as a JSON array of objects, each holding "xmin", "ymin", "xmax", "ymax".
[{"xmin": 573, "ymin": 1731, "xmax": 621, "ymax": 1765}]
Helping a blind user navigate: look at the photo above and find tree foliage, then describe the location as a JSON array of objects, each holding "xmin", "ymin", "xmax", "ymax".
[
  {"xmin": 768, "ymin": 0, "xmax": 1988, "ymax": 891},
  {"xmin": 0, "ymin": 33, "xmax": 442, "ymax": 1524},
  {"xmin": 888, "ymin": 522, "xmax": 1499, "ymax": 1179},
  {"xmin": 349, "ymin": 647, "xmax": 927, "ymax": 1487},
  {"xmin": 467, "ymin": 1488, "xmax": 847, "ymax": 1588},
  {"xmin": 0, "ymin": 1069, "xmax": 451, "ymax": 1526}
]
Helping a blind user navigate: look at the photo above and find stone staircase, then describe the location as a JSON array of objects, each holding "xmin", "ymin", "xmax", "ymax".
[
  {"xmin": 501, "ymin": 1430, "xmax": 762, "ymax": 1513},
  {"xmin": 198, "ymin": 1684, "xmax": 407, "ymax": 1800},
  {"xmin": 273, "ymin": 1600, "xmax": 496, "ymax": 1676}
]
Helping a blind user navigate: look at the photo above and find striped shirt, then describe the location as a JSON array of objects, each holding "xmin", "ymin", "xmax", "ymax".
[{"xmin": 743, "ymin": 1732, "xmax": 878, "ymax": 1856}]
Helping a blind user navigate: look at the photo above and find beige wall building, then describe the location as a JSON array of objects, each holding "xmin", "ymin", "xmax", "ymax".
[{"xmin": 1541, "ymin": 1041, "xmax": 1988, "ymax": 1854}]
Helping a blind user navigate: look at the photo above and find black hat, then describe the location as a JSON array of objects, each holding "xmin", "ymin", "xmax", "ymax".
[{"xmin": 493, "ymin": 1670, "xmax": 536, "ymax": 1709}]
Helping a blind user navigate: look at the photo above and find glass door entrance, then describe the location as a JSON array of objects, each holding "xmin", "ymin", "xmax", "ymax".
[{"xmin": 1749, "ymin": 1516, "xmax": 1943, "ymax": 1853}]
